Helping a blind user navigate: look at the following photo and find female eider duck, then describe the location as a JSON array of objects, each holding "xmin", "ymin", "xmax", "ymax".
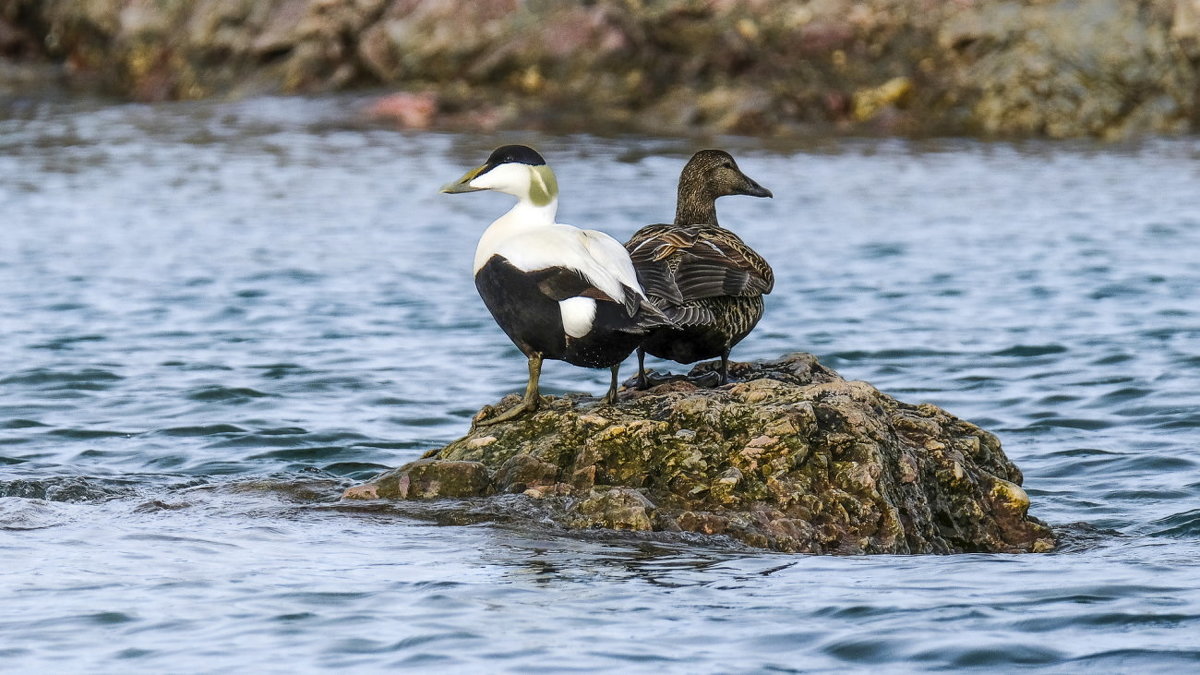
[
  {"xmin": 625, "ymin": 149, "xmax": 773, "ymax": 387},
  {"xmin": 442, "ymin": 145, "xmax": 671, "ymax": 424}
]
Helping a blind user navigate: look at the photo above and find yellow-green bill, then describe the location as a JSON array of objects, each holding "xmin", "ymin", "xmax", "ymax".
[{"xmin": 440, "ymin": 164, "xmax": 488, "ymax": 193}]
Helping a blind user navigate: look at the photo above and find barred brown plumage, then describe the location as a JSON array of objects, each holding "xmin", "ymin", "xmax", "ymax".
[{"xmin": 625, "ymin": 150, "xmax": 774, "ymax": 386}]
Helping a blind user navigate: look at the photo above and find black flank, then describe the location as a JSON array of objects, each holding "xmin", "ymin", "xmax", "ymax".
[{"xmin": 475, "ymin": 256, "xmax": 651, "ymax": 369}]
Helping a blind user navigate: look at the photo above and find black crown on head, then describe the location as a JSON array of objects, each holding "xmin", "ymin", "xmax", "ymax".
[{"xmin": 487, "ymin": 145, "xmax": 546, "ymax": 167}]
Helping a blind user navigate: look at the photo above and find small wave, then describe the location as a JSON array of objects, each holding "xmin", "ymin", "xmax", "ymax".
[
  {"xmin": 205, "ymin": 430, "xmax": 366, "ymax": 450},
  {"xmin": 29, "ymin": 334, "xmax": 107, "ymax": 351},
  {"xmin": 1, "ymin": 419, "xmax": 49, "ymax": 429},
  {"xmin": 1091, "ymin": 352, "xmax": 1134, "ymax": 365},
  {"xmin": 0, "ymin": 368, "xmax": 123, "ymax": 389},
  {"xmin": 914, "ymin": 643, "xmax": 1065, "ymax": 667},
  {"xmin": 1154, "ymin": 417, "xmax": 1200, "ymax": 430},
  {"xmin": 1027, "ymin": 417, "xmax": 1114, "ymax": 430},
  {"xmin": 47, "ymin": 428, "xmax": 132, "ymax": 439},
  {"xmin": 1068, "ymin": 648, "xmax": 1200, "ymax": 670},
  {"xmin": 1042, "ymin": 453, "xmax": 1196, "ymax": 478},
  {"xmin": 859, "ymin": 242, "xmax": 907, "ymax": 258},
  {"xmin": 84, "ymin": 612, "xmax": 137, "ymax": 625},
  {"xmin": 185, "ymin": 386, "xmax": 273, "ymax": 402},
  {"xmin": 821, "ymin": 636, "xmax": 911, "ymax": 664},
  {"xmin": 1149, "ymin": 509, "xmax": 1200, "ymax": 538},
  {"xmin": 155, "ymin": 424, "xmax": 247, "ymax": 437},
  {"xmin": 352, "ymin": 440, "xmax": 436, "ymax": 451},
  {"xmin": 991, "ymin": 344, "xmax": 1068, "ymax": 357},
  {"xmin": 825, "ymin": 348, "xmax": 962, "ymax": 361},
  {"xmin": 1045, "ymin": 447, "xmax": 1121, "ymax": 458},
  {"xmin": 1093, "ymin": 387, "xmax": 1154, "ymax": 403},
  {"xmin": 246, "ymin": 446, "xmax": 361, "ymax": 461},
  {"xmin": 323, "ymin": 462, "xmax": 392, "ymax": 478},
  {"xmin": 243, "ymin": 268, "xmax": 324, "ymax": 283},
  {"xmin": 0, "ymin": 497, "xmax": 70, "ymax": 530},
  {"xmin": 250, "ymin": 363, "xmax": 317, "ymax": 379},
  {"xmin": 1012, "ymin": 612, "xmax": 1199, "ymax": 632}
]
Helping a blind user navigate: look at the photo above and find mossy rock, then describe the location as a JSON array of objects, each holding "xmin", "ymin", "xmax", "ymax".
[{"xmin": 345, "ymin": 353, "xmax": 1056, "ymax": 554}]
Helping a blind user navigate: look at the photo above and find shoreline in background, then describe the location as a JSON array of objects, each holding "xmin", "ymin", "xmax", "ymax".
[{"xmin": 2, "ymin": 0, "xmax": 1198, "ymax": 141}]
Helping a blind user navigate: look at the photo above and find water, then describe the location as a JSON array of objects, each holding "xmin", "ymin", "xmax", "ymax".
[{"xmin": 2, "ymin": 96, "xmax": 1199, "ymax": 671}]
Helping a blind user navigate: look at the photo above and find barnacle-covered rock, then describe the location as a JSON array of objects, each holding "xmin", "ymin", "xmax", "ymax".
[{"xmin": 345, "ymin": 353, "xmax": 1056, "ymax": 554}]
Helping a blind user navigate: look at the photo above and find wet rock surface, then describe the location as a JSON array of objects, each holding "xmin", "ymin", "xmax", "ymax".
[
  {"xmin": 2, "ymin": 0, "xmax": 1197, "ymax": 139},
  {"xmin": 345, "ymin": 353, "xmax": 1057, "ymax": 554}
]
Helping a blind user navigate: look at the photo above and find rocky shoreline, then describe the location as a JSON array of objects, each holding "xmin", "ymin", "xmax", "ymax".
[
  {"xmin": 344, "ymin": 354, "xmax": 1056, "ymax": 555},
  {"xmin": 3, "ymin": 0, "xmax": 1198, "ymax": 139}
]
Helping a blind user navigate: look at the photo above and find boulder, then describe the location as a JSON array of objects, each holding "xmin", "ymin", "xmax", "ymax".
[{"xmin": 344, "ymin": 353, "xmax": 1056, "ymax": 554}]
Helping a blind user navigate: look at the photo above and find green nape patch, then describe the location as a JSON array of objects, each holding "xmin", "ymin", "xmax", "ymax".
[{"xmin": 529, "ymin": 165, "xmax": 558, "ymax": 206}]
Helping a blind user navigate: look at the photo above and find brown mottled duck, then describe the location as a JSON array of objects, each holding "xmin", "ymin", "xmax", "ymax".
[{"xmin": 625, "ymin": 150, "xmax": 773, "ymax": 387}]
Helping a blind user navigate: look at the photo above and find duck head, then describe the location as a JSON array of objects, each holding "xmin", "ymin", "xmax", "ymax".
[
  {"xmin": 441, "ymin": 144, "xmax": 559, "ymax": 207},
  {"xmin": 681, "ymin": 149, "xmax": 772, "ymax": 200},
  {"xmin": 674, "ymin": 149, "xmax": 771, "ymax": 226}
]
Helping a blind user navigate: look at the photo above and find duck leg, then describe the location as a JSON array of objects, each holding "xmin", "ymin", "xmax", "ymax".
[
  {"xmin": 635, "ymin": 347, "xmax": 649, "ymax": 390},
  {"xmin": 477, "ymin": 353, "xmax": 543, "ymax": 426},
  {"xmin": 720, "ymin": 349, "xmax": 731, "ymax": 384},
  {"xmin": 603, "ymin": 364, "xmax": 620, "ymax": 404}
]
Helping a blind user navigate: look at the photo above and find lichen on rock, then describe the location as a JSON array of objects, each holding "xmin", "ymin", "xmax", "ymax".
[{"xmin": 345, "ymin": 353, "xmax": 1056, "ymax": 555}]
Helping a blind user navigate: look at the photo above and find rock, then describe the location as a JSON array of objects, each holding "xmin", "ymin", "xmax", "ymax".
[
  {"xmin": 2, "ymin": 0, "xmax": 1194, "ymax": 138},
  {"xmin": 362, "ymin": 91, "xmax": 438, "ymax": 128},
  {"xmin": 368, "ymin": 459, "xmax": 491, "ymax": 500},
  {"xmin": 344, "ymin": 353, "xmax": 1057, "ymax": 554},
  {"xmin": 571, "ymin": 487, "xmax": 656, "ymax": 531}
]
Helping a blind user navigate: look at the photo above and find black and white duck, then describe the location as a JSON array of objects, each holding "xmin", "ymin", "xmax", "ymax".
[
  {"xmin": 625, "ymin": 150, "xmax": 774, "ymax": 387},
  {"xmin": 442, "ymin": 144, "xmax": 671, "ymax": 424}
]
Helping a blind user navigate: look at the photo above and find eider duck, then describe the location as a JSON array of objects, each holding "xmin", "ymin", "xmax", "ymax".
[
  {"xmin": 442, "ymin": 144, "xmax": 671, "ymax": 424},
  {"xmin": 625, "ymin": 149, "xmax": 773, "ymax": 387}
]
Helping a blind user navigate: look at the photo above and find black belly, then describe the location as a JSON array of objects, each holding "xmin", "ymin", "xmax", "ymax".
[
  {"xmin": 474, "ymin": 256, "xmax": 644, "ymax": 369},
  {"xmin": 642, "ymin": 295, "xmax": 764, "ymax": 364}
]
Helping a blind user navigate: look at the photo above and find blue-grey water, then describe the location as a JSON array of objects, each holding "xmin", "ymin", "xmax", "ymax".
[{"xmin": 2, "ymin": 96, "xmax": 1199, "ymax": 672}]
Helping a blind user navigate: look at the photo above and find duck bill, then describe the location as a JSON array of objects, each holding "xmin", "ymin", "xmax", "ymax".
[
  {"xmin": 440, "ymin": 164, "xmax": 488, "ymax": 193},
  {"xmin": 737, "ymin": 174, "xmax": 773, "ymax": 199}
]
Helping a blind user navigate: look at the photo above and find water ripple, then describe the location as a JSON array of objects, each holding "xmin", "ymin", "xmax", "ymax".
[{"xmin": 1, "ymin": 104, "xmax": 1198, "ymax": 671}]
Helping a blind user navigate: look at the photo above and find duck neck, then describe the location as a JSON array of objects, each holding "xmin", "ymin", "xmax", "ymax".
[
  {"xmin": 473, "ymin": 197, "xmax": 559, "ymax": 273},
  {"xmin": 674, "ymin": 184, "xmax": 719, "ymax": 226}
]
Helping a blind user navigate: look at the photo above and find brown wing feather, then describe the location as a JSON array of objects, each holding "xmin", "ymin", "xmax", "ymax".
[
  {"xmin": 532, "ymin": 265, "xmax": 670, "ymax": 328},
  {"xmin": 625, "ymin": 225, "xmax": 772, "ymax": 306}
]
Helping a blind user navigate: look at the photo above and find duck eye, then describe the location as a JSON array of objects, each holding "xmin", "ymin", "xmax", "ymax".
[{"xmin": 722, "ymin": 161, "xmax": 733, "ymax": 169}]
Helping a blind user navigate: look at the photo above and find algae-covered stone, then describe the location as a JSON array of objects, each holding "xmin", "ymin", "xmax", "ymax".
[
  {"xmin": 571, "ymin": 488, "xmax": 656, "ymax": 532},
  {"xmin": 345, "ymin": 353, "xmax": 1056, "ymax": 554},
  {"xmin": 366, "ymin": 459, "xmax": 491, "ymax": 500}
]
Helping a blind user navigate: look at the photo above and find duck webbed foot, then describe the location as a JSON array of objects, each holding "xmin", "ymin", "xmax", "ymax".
[
  {"xmin": 475, "ymin": 396, "xmax": 540, "ymax": 426},
  {"xmin": 625, "ymin": 369, "xmax": 683, "ymax": 389},
  {"xmin": 686, "ymin": 370, "xmax": 722, "ymax": 388},
  {"xmin": 474, "ymin": 354, "xmax": 543, "ymax": 427},
  {"xmin": 602, "ymin": 364, "xmax": 621, "ymax": 405},
  {"xmin": 685, "ymin": 350, "xmax": 734, "ymax": 388}
]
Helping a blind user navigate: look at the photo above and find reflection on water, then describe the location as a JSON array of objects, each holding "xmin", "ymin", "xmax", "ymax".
[{"xmin": 1, "ymin": 96, "xmax": 1199, "ymax": 670}]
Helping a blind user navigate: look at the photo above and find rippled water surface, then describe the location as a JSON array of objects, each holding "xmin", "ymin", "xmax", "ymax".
[{"xmin": 2, "ymin": 97, "xmax": 1199, "ymax": 671}]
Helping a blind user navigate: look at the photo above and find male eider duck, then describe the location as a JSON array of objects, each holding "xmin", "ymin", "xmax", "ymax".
[
  {"xmin": 442, "ymin": 145, "xmax": 671, "ymax": 424},
  {"xmin": 625, "ymin": 150, "xmax": 773, "ymax": 387}
]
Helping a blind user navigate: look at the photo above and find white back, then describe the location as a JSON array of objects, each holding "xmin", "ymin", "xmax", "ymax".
[{"xmin": 469, "ymin": 160, "xmax": 648, "ymax": 309}]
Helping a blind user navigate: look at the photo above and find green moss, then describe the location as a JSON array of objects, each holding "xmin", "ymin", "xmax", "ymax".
[{"xmin": 346, "ymin": 353, "xmax": 1056, "ymax": 554}]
